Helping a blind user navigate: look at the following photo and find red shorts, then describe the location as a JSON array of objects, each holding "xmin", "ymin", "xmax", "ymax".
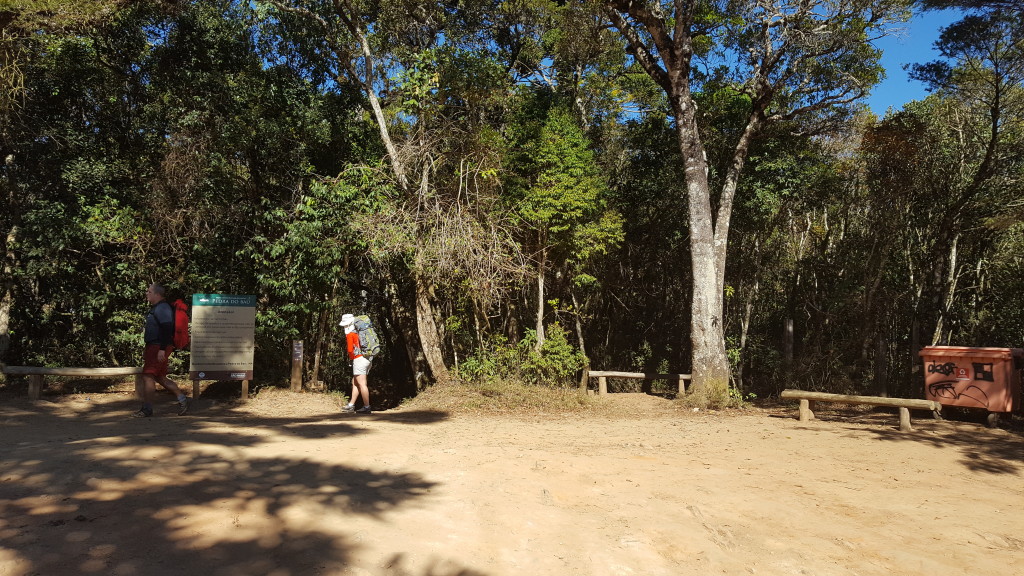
[{"xmin": 142, "ymin": 344, "xmax": 174, "ymax": 379}]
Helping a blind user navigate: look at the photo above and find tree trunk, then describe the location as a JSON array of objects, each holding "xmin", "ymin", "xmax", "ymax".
[
  {"xmin": 415, "ymin": 272, "xmax": 449, "ymax": 383},
  {"xmin": 931, "ymin": 233, "xmax": 960, "ymax": 346},
  {"xmin": 673, "ymin": 97, "xmax": 730, "ymax": 406},
  {"xmin": 783, "ymin": 318, "xmax": 794, "ymax": 384},
  {"xmin": 873, "ymin": 332, "xmax": 888, "ymax": 397},
  {"xmin": 909, "ymin": 317, "xmax": 921, "ymax": 396},
  {"xmin": 737, "ymin": 275, "xmax": 758, "ymax": 396},
  {"xmin": 310, "ymin": 280, "xmax": 337, "ymax": 389},
  {"xmin": 382, "ymin": 276, "xmax": 430, "ymax": 392},
  {"xmin": 859, "ymin": 237, "xmax": 890, "ymax": 365},
  {"xmin": 0, "ymin": 225, "xmax": 15, "ymax": 361},
  {"xmin": 310, "ymin": 308, "xmax": 325, "ymax": 389},
  {"xmin": 535, "ymin": 244, "xmax": 546, "ymax": 350},
  {"xmin": 689, "ymin": 235, "xmax": 730, "ymax": 405},
  {"xmin": 571, "ymin": 289, "xmax": 589, "ymax": 389}
]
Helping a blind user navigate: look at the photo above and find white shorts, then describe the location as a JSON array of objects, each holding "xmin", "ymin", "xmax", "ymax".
[{"xmin": 353, "ymin": 356, "xmax": 371, "ymax": 376}]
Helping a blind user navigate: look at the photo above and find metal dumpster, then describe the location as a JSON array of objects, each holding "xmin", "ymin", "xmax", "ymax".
[{"xmin": 919, "ymin": 346, "xmax": 1023, "ymax": 419}]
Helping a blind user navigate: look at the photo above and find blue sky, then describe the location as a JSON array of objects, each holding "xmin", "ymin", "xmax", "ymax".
[{"xmin": 866, "ymin": 9, "xmax": 963, "ymax": 115}]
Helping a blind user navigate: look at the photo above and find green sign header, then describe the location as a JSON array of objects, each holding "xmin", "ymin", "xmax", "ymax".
[{"xmin": 192, "ymin": 294, "xmax": 257, "ymax": 307}]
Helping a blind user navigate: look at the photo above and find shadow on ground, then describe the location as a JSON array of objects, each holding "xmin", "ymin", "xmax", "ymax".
[
  {"xmin": 0, "ymin": 388, "xmax": 477, "ymax": 576},
  {"xmin": 765, "ymin": 401, "xmax": 1024, "ymax": 475}
]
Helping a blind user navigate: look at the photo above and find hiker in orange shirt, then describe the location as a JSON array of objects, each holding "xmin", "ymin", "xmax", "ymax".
[{"xmin": 339, "ymin": 313, "xmax": 372, "ymax": 414}]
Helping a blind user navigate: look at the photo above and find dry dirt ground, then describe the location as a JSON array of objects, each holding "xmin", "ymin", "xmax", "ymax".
[{"xmin": 1, "ymin": 383, "xmax": 1023, "ymax": 576}]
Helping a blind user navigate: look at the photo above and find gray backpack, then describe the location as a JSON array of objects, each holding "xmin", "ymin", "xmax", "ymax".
[{"xmin": 353, "ymin": 314, "xmax": 382, "ymax": 357}]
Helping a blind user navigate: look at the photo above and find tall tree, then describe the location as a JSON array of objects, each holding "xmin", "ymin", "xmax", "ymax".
[
  {"xmin": 261, "ymin": 0, "xmax": 528, "ymax": 385},
  {"xmin": 508, "ymin": 100, "xmax": 622, "ymax": 350},
  {"xmin": 601, "ymin": 0, "xmax": 909, "ymax": 405},
  {"xmin": 903, "ymin": 9, "xmax": 1024, "ymax": 344},
  {"xmin": 0, "ymin": 0, "xmax": 136, "ymax": 361}
]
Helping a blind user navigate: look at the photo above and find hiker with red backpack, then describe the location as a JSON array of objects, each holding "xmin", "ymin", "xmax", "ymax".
[{"xmin": 132, "ymin": 283, "xmax": 190, "ymax": 417}]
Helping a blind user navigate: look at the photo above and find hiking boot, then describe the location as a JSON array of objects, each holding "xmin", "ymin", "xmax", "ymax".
[
  {"xmin": 131, "ymin": 408, "xmax": 152, "ymax": 418},
  {"xmin": 177, "ymin": 397, "xmax": 191, "ymax": 416},
  {"xmin": 355, "ymin": 406, "xmax": 372, "ymax": 414}
]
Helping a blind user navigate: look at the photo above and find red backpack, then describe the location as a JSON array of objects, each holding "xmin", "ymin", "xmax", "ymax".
[{"xmin": 171, "ymin": 299, "xmax": 190, "ymax": 349}]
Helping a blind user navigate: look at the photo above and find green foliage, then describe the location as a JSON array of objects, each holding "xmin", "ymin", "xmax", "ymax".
[
  {"xmin": 520, "ymin": 323, "xmax": 586, "ymax": 385},
  {"xmin": 457, "ymin": 335, "xmax": 521, "ymax": 383},
  {"xmin": 515, "ymin": 104, "xmax": 618, "ymax": 246},
  {"xmin": 0, "ymin": 0, "xmax": 372, "ymax": 381},
  {"xmin": 726, "ymin": 386, "xmax": 756, "ymax": 407},
  {"xmin": 458, "ymin": 324, "xmax": 585, "ymax": 388},
  {"xmin": 2, "ymin": 0, "xmax": 1020, "ymax": 410}
]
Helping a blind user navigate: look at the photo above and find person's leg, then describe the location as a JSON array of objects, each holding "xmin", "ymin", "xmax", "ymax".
[
  {"xmin": 136, "ymin": 345, "xmax": 159, "ymax": 416},
  {"xmin": 352, "ymin": 357, "xmax": 372, "ymax": 412},
  {"xmin": 160, "ymin": 375, "xmax": 190, "ymax": 414},
  {"xmin": 152, "ymin": 350, "xmax": 187, "ymax": 407},
  {"xmin": 143, "ymin": 375, "xmax": 157, "ymax": 404},
  {"xmin": 134, "ymin": 374, "xmax": 157, "ymax": 416},
  {"xmin": 159, "ymin": 375, "xmax": 186, "ymax": 399},
  {"xmin": 345, "ymin": 357, "xmax": 372, "ymax": 412},
  {"xmin": 354, "ymin": 374, "xmax": 370, "ymax": 408},
  {"xmin": 343, "ymin": 376, "xmax": 360, "ymax": 411}
]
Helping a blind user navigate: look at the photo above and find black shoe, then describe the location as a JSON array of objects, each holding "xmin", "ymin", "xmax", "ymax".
[
  {"xmin": 355, "ymin": 406, "xmax": 372, "ymax": 414},
  {"xmin": 177, "ymin": 397, "xmax": 191, "ymax": 416},
  {"xmin": 131, "ymin": 408, "xmax": 152, "ymax": 418}
]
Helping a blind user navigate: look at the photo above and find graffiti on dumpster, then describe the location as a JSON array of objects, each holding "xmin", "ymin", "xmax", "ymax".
[
  {"xmin": 927, "ymin": 362, "xmax": 957, "ymax": 376},
  {"xmin": 927, "ymin": 380, "xmax": 990, "ymax": 408}
]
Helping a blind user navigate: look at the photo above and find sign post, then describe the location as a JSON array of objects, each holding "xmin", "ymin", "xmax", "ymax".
[
  {"xmin": 189, "ymin": 294, "xmax": 256, "ymax": 400},
  {"xmin": 291, "ymin": 340, "xmax": 303, "ymax": 392}
]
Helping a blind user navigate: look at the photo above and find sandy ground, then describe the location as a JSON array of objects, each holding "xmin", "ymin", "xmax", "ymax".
[{"xmin": 1, "ymin": 385, "xmax": 1023, "ymax": 576}]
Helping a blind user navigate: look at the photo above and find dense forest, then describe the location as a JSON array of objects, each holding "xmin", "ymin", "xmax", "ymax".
[{"xmin": 1, "ymin": 0, "xmax": 1021, "ymax": 406}]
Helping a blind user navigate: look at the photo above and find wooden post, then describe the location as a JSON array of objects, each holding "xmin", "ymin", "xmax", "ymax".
[
  {"xmin": 798, "ymin": 399, "xmax": 813, "ymax": 422},
  {"xmin": 580, "ymin": 369, "xmax": 588, "ymax": 391},
  {"xmin": 899, "ymin": 407, "xmax": 912, "ymax": 432},
  {"xmin": 290, "ymin": 340, "xmax": 303, "ymax": 392},
  {"xmin": 241, "ymin": 379, "xmax": 249, "ymax": 401},
  {"xmin": 598, "ymin": 376, "xmax": 607, "ymax": 395},
  {"xmin": 28, "ymin": 374, "xmax": 43, "ymax": 400},
  {"xmin": 678, "ymin": 376, "xmax": 686, "ymax": 395},
  {"xmin": 192, "ymin": 379, "xmax": 201, "ymax": 400}
]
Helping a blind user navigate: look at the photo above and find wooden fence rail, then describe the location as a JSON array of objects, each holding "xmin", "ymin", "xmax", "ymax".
[
  {"xmin": 780, "ymin": 389, "xmax": 942, "ymax": 432},
  {"xmin": 1, "ymin": 366, "xmax": 247, "ymax": 402},
  {"xmin": 2, "ymin": 366, "xmax": 145, "ymax": 400}
]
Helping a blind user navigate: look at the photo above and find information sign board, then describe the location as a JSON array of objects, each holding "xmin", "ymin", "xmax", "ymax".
[{"xmin": 188, "ymin": 294, "xmax": 256, "ymax": 380}]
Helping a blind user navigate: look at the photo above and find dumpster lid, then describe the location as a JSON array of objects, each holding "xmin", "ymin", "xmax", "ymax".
[{"xmin": 918, "ymin": 346, "xmax": 1018, "ymax": 359}]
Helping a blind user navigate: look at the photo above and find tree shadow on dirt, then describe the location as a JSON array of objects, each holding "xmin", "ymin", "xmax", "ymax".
[
  {"xmin": 0, "ymin": 397, "xmax": 482, "ymax": 576},
  {"xmin": 768, "ymin": 403, "xmax": 1024, "ymax": 475},
  {"xmin": 855, "ymin": 420, "xmax": 1024, "ymax": 475},
  {"xmin": 382, "ymin": 554, "xmax": 489, "ymax": 576}
]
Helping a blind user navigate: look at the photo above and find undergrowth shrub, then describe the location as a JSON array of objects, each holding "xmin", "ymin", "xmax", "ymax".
[{"xmin": 458, "ymin": 323, "xmax": 585, "ymax": 387}]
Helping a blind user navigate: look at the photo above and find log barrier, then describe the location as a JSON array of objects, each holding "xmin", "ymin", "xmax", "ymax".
[{"xmin": 780, "ymin": 389, "xmax": 942, "ymax": 432}]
